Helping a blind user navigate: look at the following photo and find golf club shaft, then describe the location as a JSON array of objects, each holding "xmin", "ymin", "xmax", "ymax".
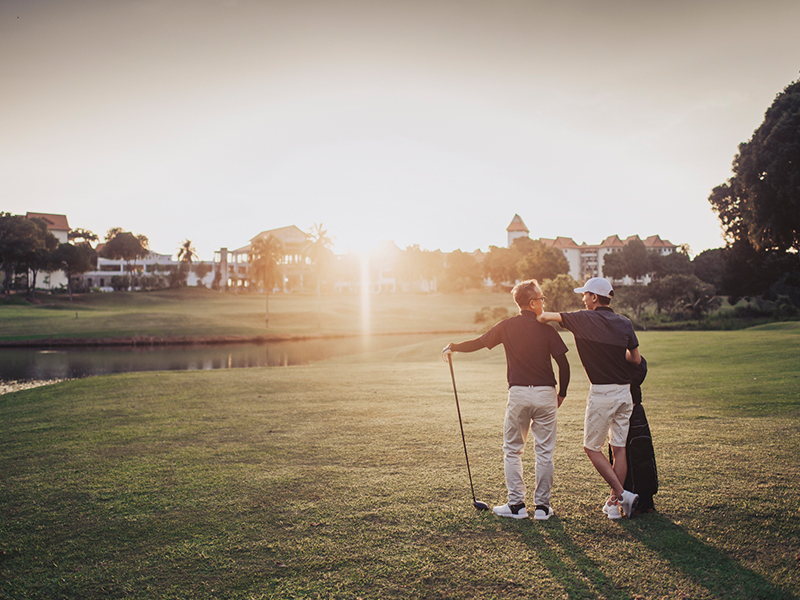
[{"xmin": 447, "ymin": 354, "xmax": 477, "ymax": 503}]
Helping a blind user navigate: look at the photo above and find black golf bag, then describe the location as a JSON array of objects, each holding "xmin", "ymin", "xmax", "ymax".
[{"xmin": 609, "ymin": 356, "xmax": 658, "ymax": 512}]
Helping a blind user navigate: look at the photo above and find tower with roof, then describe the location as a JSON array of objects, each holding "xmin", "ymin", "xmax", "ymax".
[{"xmin": 506, "ymin": 214, "xmax": 530, "ymax": 247}]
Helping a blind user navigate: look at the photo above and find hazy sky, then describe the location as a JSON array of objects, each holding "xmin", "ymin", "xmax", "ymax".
[{"xmin": 2, "ymin": 0, "xmax": 799, "ymax": 260}]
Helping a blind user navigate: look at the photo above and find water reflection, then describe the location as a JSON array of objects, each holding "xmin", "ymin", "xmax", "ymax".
[{"xmin": 0, "ymin": 335, "xmax": 431, "ymax": 382}]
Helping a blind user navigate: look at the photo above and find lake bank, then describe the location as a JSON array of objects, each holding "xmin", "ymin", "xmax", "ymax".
[{"xmin": 0, "ymin": 329, "xmax": 469, "ymax": 348}]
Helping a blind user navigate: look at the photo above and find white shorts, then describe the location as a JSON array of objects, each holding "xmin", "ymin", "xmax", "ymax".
[{"xmin": 583, "ymin": 384, "xmax": 633, "ymax": 452}]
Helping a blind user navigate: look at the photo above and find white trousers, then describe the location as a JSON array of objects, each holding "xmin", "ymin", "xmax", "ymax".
[{"xmin": 503, "ymin": 386, "xmax": 558, "ymax": 507}]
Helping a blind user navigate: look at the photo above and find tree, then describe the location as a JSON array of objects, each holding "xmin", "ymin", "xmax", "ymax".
[
  {"xmin": 100, "ymin": 229, "xmax": 149, "ymax": 291},
  {"xmin": 482, "ymin": 245, "xmax": 519, "ymax": 289},
  {"xmin": 396, "ymin": 245, "xmax": 444, "ymax": 292},
  {"xmin": 55, "ymin": 242, "xmax": 97, "ymax": 301},
  {"xmin": 709, "ymin": 77, "xmax": 800, "ymax": 252},
  {"xmin": 68, "ymin": 229, "xmax": 98, "ymax": 246},
  {"xmin": 716, "ymin": 238, "xmax": 799, "ymax": 304},
  {"xmin": 17, "ymin": 217, "xmax": 59, "ymax": 300},
  {"xmin": 647, "ymin": 274, "xmax": 701, "ymax": 315},
  {"xmin": 623, "ymin": 240, "xmax": 653, "ymax": 280},
  {"xmin": 442, "ymin": 250, "xmax": 482, "ymax": 292},
  {"xmin": 603, "ymin": 239, "xmax": 654, "ymax": 282},
  {"xmin": 649, "ymin": 250, "xmax": 692, "ymax": 281},
  {"xmin": 175, "ymin": 239, "xmax": 198, "ymax": 287},
  {"xmin": 600, "ymin": 251, "xmax": 627, "ymax": 280},
  {"xmin": 193, "ymin": 262, "xmax": 213, "ymax": 287},
  {"xmin": 614, "ymin": 285, "xmax": 652, "ymax": 322},
  {"xmin": 540, "ymin": 274, "xmax": 583, "ymax": 312},
  {"xmin": 249, "ymin": 235, "xmax": 284, "ymax": 327},
  {"xmin": 177, "ymin": 239, "xmax": 197, "ymax": 264},
  {"xmin": 305, "ymin": 223, "xmax": 334, "ymax": 327},
  {"xmin": 692, "ymin": 248, "xmax": 725, "ymax": 291},
  {"xmin": 681, "ymin": 279, "xmax": 721, "ymax": 326},
  {"xmin": 515, "ymin": 240, "xmax": 570, "ymax": 282},
  {"xmin": 0, "ymin": 213, "xmax": 55, "ymax": 298}
]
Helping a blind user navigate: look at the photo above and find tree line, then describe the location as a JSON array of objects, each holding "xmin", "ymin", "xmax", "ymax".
[
  {"xmin": 0, "ymin": 216, "xmax": 208, "ymax": 301},
  {"xmin": 4, "ymin": 74, "xmax": 797, "ymax": 323}
]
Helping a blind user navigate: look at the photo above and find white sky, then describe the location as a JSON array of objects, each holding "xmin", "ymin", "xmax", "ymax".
[{"xmin": 2, "ymin": 0, "xmax": 799, "ymax": 259}]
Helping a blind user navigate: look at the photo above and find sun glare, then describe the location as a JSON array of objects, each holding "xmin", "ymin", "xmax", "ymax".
[{"xmin": 360, "ymin": 253, "xmax": 371, "ymax": 336}]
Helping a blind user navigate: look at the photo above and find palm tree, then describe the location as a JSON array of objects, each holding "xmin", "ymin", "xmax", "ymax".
[
  {"xmin": 68, "ymin": 229, "xmax": 99, "ymax": 247},
  {"xmin": 177, "ymin": 239, "xmax": 197, "ymax": 286},
  {"xmin": 249, "ymin": 235, "xmax": 284, "ymax": 327},
  {"xmin": 305, "ymin": 223, "xmax": 334, "ymax": 328}
]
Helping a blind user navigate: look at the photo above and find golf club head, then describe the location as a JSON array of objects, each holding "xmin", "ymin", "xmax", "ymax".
[{"xmin": 473, "ymin": 500, "xmax": 490, "ymax": 511}]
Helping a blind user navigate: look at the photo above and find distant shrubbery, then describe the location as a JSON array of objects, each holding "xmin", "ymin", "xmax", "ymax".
[{"xmin": 474, "ymin": 305, "xmax": 511, "ymax": 324}]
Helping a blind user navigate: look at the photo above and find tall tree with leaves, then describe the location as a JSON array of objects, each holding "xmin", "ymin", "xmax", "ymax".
[
  {"xmin": 68, "ymin": 229, "xmax": 98, "ymax": 246},
  {"xmin": 18, "ymin": 217, "xmax": 59, "ymax": 300},
  {"xmin": 176, "ymin": 239, "xmax": 198, "ymax": 287},
  {"xmin": 482, "ymin": 245, "xmax": 519, "ymax": 289},
  {"xmin": 709, "ymin": 77, "xmax": 800, "ymax": 252},
  {"xmin": 101, "ymin": 229, "xmax": 149, "ymax": 291},
  {"xmin": 600, "ymin": 239, "xmax": 654, "ymax": 282},
  {"xmin": 249, "ymin": 235, "xmax": 284, "ymax": 327},
  {"xmin": 0, "ymin": 213, "xmax": 54, "ymax": 298},
  {"xmin": 442, "ymin": 249, "xmax": 483, "ymax": 292},
  {"xmin": 540, "ymin": 274, "xmax": 583, "ymax": 312},
  {"xmin": 515, "ymin": 240, "xmax": 570, "ymax": 283},
  {"xmin": 55, "ymin": 242, "xmax": 97, "ymax": 301},
  {"xmin": 305, "ymin": 223, "xmax": 334, "ymax": 328}
]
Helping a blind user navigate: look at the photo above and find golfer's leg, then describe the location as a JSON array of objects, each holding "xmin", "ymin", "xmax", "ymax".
[
  {"xmin": 608, "ymin": 386, "xmax": 633, "ymax": 491},
  {"xmin": 610, "ymin": 445, "xmax": 627, "ymax": 489},
  {"xmin": 584, "ymin": 387, "xmax": 624, "ymax": 499},
  {"xmin": 503, "ymin": 387, "xmax": 531, "ymax": 505},
  {"xmin": 531, "ymin": 387, "xmax": 557, "ymax": 507},
  {"xmin": 585, "ymin": 447, "xmax": 624, "ymax": 498}
]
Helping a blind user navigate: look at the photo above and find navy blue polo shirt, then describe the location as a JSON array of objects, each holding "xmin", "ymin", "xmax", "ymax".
[{"xmin": 559, "ymin": 306, "xmax": 638, "ymax": 385}]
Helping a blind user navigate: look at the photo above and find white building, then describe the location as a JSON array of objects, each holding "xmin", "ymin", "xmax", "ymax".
[
  {"xmin": 84, "ymin": 247, "xmax": 216, "ymax": 291},
  {"xmin": 507, "ymin": 215, "xmax": 679, "ymax": 285}
]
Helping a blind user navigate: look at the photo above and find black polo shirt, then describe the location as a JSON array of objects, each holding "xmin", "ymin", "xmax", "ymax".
[
  {"xmin": 559, "ymin": 306, "xmax": 638, "ymax": 385},
  {"xmin": 452, "ymin": 311, "xmax": 568, "ymax": 388}
]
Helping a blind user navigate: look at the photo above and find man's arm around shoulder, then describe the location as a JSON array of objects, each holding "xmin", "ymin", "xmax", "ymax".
[{"xmin": 537, "ymin": 311, "xmax": 562, "ymax": 324}]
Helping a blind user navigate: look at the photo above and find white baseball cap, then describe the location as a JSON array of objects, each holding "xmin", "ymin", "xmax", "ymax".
[{"xmin": 574, "ymin": 277, "xmax": 614, "ymax": 297}]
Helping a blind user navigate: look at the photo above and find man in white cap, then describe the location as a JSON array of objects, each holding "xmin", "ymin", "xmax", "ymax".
[{"xmin": 537, "ymin": 277, "xmax": 642, "ymax": 519}]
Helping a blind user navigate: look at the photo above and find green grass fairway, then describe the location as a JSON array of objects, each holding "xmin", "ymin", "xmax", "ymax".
[
  {"xmin": 2, "ymin": 326, "xmax": 799, "ymax": 598},
  {"xmin": 0, "ymin": 288, "xmax": 517, "ymax": 342}
]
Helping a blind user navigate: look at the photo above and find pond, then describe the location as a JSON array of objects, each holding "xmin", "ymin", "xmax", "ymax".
[{"xmin": 0, "ymin": 335, "xmax": 438, "ymax": 382}]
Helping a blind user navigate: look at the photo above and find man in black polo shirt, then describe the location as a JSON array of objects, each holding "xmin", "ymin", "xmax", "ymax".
[
  {"xmin": 442, "ymin": 279, "xmax": 570, "ymax": 521},
  {"xmin": 537, "ymin": 277, "xmax": 642, "ymax": 519}
]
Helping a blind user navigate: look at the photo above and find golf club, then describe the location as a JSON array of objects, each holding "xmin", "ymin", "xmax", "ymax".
[{"xmin": 446, "ymin": 353, "xmax": 490, "ymax": 511}]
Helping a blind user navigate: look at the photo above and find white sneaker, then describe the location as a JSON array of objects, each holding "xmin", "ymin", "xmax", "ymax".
[
  {"xmin": 493, "ymin": 502, "xmax": 528, "ymax": 519},
  {"xmin": 533, "ymin": 505, "xmax": 554, "ymax": 521},
  {"xmin": 618, "ymin": 490, "xmax": 639, "ymax": 519},
  {"xmin": 602, "ymin": 502, "xmax": 622, "ymax": 519}
]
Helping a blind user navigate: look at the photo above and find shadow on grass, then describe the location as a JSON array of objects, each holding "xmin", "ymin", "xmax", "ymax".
[
  {"xmin": 627, "ymin": 513, "xmax": 797, "ymax": 600},
  {"xmin": 503, "ymin": 512, "xmax": 796, "ymax": 600},
  {"xmin": 511, "ymin": 519, "xmax": 633, "ymax": 600}
]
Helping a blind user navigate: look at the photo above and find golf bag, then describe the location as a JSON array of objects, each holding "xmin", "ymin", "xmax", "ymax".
[
  {"xmin": 622, "ymin": 403, "xmax": 658, "ymax": 511},
  {"xmin": 609, "ymin": 356, "xmax": 658, "ymax": 512}
]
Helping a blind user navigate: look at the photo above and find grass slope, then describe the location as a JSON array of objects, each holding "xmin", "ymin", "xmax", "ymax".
[
  {"xmin": 0, "ymin": 288, "xmax": 516, "ymax": 342},
  {"xmin": 1, "ymin": 326, "xmax": 798, "ymax": 599}
]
